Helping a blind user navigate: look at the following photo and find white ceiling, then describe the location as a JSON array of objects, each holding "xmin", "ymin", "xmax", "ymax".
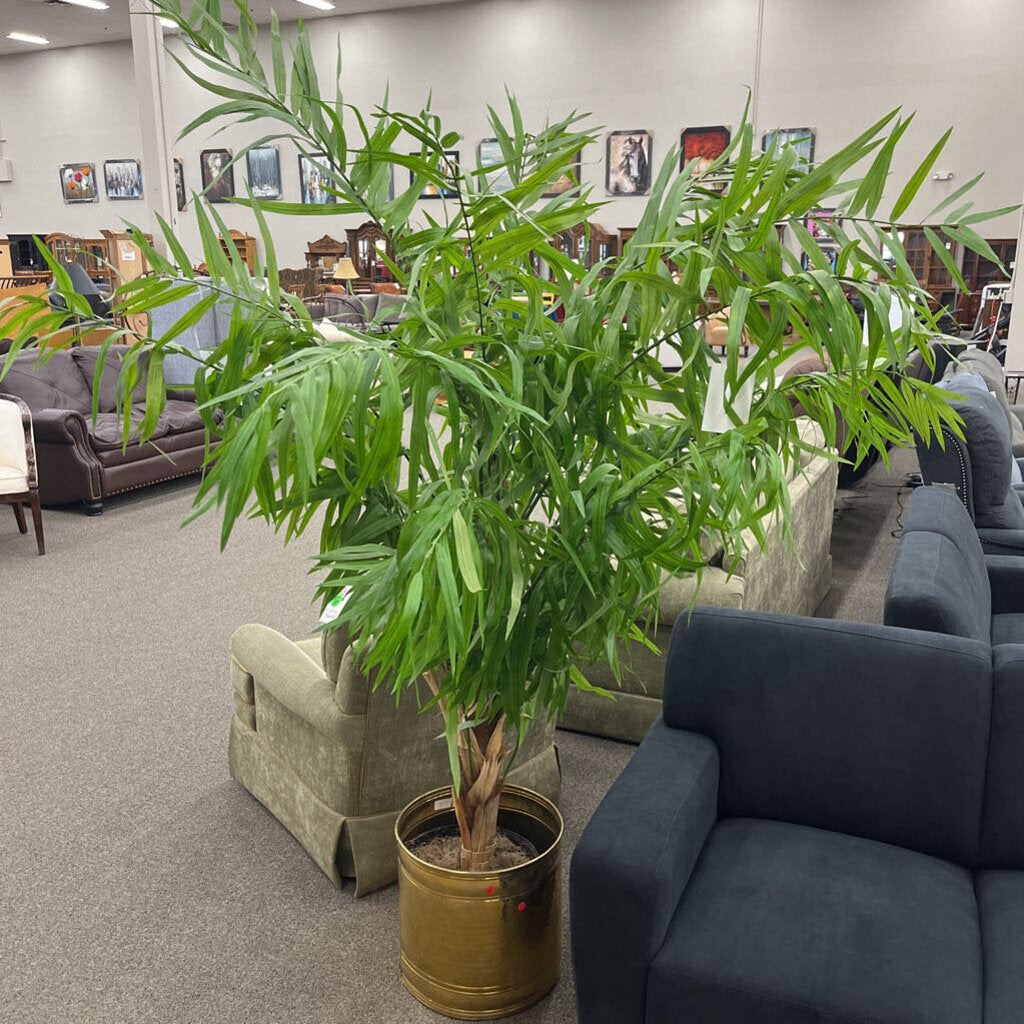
[{"xmin": 0, "ymin": 0, "xmax": 476, "ymax": 56}]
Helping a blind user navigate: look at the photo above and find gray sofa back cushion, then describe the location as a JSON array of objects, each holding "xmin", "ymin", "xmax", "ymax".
[
  {"xmin": 946, "ymin": 378, "xmax": 1024, "ymax": 530},
  {"xmin": 665, "ymin": 606, "xmax": 992, "ymax": 866},
  {"xmin": 884, "ymin": 530, "xmax": 991, "ymax": 643}
]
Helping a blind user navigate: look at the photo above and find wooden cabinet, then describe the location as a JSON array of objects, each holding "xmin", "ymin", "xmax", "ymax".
[
  {"xmin": 305, "ymin": 234, "xmax": 347, "ymax": 276},
  {"xmin": 898, "ymin": 226, "xmax": 958, "ymax": 309},
  {"xmin": 45, "ymin": 232, "xmax": 113, "ymax": 289},
  {"xmin": 589, "ymin": 223, "xmax": 618, "ymax": 273},
  {"xmin": 619, "ymin": 227, "xmax": 637, "ymax": 256},
  {"xmin": 346, "ymin": 222, "xmax": 394, "ymax": 290},
  {"xmin": 101, "ymin": 229, "xmax": 151, "ymax": 285}
]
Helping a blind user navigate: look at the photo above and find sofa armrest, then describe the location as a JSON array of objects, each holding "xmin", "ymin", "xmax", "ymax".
[
  {"xmin": 230, "ymin": 624, "xmax": 344, "ymax": 739},
  {"xmin": 1010, "ymin": 404, "xmax": 1024, "ymax": 429},
  {"xmin": 31, "ymin": 407, "xmax": 88, "ymax": 445},
  {"xmin": 571, "ymin": 719, "xmax": 719, "ymax": 1024},
  {"xmin": 977, "ymin": 529, "xmax": 1024, "ymax": 557},
  {"xmin": 987, "ymin": 556, "xmax": 1024, "ymax": 614}
]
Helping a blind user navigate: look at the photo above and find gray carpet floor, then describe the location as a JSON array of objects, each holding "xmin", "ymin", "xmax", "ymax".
[{"xmin": 0, "ymin": 450, "xmax": 913, "ymax": 1023}]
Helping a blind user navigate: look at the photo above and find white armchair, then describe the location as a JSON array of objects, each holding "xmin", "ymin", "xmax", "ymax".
[{"xmin": 0, "ymin": 394, "xmax": 44, "ymax": 554}]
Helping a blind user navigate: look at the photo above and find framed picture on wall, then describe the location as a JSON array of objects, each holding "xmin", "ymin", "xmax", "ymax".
[
  {"xmin": 299, "ymin": 153, "xmax": 337, "ymax": 205},
  {"xmin": 805, "ymin": 207, "xmax": 838, "ymax": 244},
  {"xmin": 680, "ymin": 125, "xmax": 731, "ymax": 184},
  {"xmin": 246, "ymin": 145, "xmax": 282, "ymax": 199},
  {"xmin": 606, "ymin": 131, "xmax": 652, "ymax": 196},
  {"xmin": 58, "ymin": 162, "xmax": 98, "ymax": 204},
  {"xmin": 544, "ymin": 150, "xmax": 582, "ymax": 197},
  {"xmin": 104, "ymin": 159, "xmax": 143, "ymax": 200},
  {"xmin": 200, "ymin": 148, "xmax": 235, "ymax": 202},
  {"xmin": 173, "ymin": 158, "xmax": 186, "ymax": 211},
  {"xmin": 762, "ymin": 127, "xmax": 815, "ymax": 170},
  {"xmin": 478, "ymin": 138, "xmax": 513, "ymax": 193},
  {"xmin": 411, "ymin": 150, "xmax": 460, "ymax": 199}
]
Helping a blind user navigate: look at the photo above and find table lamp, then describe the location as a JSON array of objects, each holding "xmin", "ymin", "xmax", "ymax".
[{"xmin": 332, "ymin": 257, "xmax": 359, "ymax": 294}]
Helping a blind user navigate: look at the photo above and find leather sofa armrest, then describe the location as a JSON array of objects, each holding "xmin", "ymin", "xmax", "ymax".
[
  {"xmin": 986, "ymin": 556, "xmax": 1024, "ymax": 614},
  {"xmin": 977, "ymin": 529, "xmax": 1024, "ymax": 557},
  {"xmin": 230, "ymin": 623, "xmax": 344, "ymax": 739},
  {"xmin": 167, "ymin": 387, "xmax": 197, "ymax": 402},
  {"xmin": 31, "ymin": 407, "xmax": 89, "ymax": 445},
  {"xmin": 571, "ymin": 720, "xmax": 719, "ymax": 1024}
]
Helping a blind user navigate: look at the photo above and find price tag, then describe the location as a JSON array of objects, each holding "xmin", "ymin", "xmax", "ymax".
[{"xmin": 319, "ymin": 587, "xmax": 352, "ymax": 624}]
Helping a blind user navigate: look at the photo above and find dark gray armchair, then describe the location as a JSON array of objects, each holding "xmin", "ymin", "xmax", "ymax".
[
  {"xmin": 915, "ymin": 372, "xmax": 1024, "ymax": 555},
  {"xmin": 571, "ymin": 604, "xmax": 1024, "ymax": 1024},
  {"xmin": 886, "ymin": 483, "xmax": 1024, "ymax": 645}
]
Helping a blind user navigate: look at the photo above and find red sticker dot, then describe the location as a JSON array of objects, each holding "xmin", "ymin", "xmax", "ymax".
[
  {"xmin": 516, "ymin": 901, "xmax": 526, "ymax": 912},
  {"xmin": 485, "ymin": 885, "xmax": 495, "ymax": 895}
]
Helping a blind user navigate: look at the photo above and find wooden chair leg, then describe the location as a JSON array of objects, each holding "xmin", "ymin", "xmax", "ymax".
[
  {"xmin": 29, "ymin": 491, "xmax": 44, "ymax": 556},
  {"xmin": 12, "ymin": 500, "xmax": 27, "ymax": 534}
]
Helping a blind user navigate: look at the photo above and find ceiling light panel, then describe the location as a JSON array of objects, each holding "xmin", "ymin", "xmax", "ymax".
[
  {"xmin": 56, "ymin": 0, "xmax": 111, "ymax": 9},
  {"xmin": 7, "ymin": 32, "xmax": 50, "ymax": 45},
  {"xmin": 295, "ymin": 0, "xmax": 337, "ymax": 10}
]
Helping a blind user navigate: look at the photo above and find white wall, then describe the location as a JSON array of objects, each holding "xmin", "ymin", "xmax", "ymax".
[{"xmin": 0, "ymin": 0, "xmax": 1021, "ymax": 268}]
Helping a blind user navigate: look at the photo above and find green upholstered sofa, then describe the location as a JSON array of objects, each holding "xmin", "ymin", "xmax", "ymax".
[
  {"xmin": 228, "ymin": 624, "xmax": 561, "ymax": 895},
  {"xmin": 560, "ymin": 422, "xmax": 838, "ymax": 743}
]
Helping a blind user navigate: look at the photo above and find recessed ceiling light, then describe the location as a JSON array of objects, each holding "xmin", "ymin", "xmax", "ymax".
[
  {"xmin": 7, "ymin": 32, "xmax": 50, "ymax": 45},
  {"xmin": 57, "ymin": 0, "xmax": 110, "ymax": 9},
  {"xmin": 295, "ymin": 0, "xmax": 336, "ymax": 10}
]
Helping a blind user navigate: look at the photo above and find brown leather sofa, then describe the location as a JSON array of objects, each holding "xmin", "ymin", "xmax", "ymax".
[{"xmin": 0, "ymin": 345, "xmax": 215, "ymax": 513}]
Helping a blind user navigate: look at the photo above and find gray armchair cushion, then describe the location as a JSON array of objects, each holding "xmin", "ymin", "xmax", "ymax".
[
  {"xmin": 981, "ymin": 647, "xmax": 1024, "ymax": 867},
  {"xmin": 884, "ymin": 530, "xmax": 991, "ymax": 643},
  {"xmin": 948, "ymin": 348, "xmax": 1024, "ymax": 455},
  {"xmin": 646, "ymin": 818, "xmax": 981, "ymax": 1024},
  {"xmin": 664, "ymin": 607, "xmax": 992, "ymax": 865},
  {"xmin": 944, "ymin": 376, "xmax": 1024, "ymax": 530},
  {"xmin": 902, "ymin": 483, "xmax": 986, "ymax": 567}
]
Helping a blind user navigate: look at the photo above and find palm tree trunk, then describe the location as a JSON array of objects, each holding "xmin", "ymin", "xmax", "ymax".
[{"xmin": 452, "ymin": 717, "xmax": 507, "ymax": 871}]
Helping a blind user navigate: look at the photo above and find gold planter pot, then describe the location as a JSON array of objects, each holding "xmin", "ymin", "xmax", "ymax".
[{"xmin": 395, "ymin": 784, "xmax": 563, "ymax": 1020}]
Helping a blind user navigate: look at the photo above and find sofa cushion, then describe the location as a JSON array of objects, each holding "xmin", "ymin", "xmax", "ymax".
[
  {"xmin": 977, "ymin": 870, "xmax": 1024, "ymax": 1024},
  {"xmin": 87, "ymin": 409, "xmax": 169, "ymax": 450},
  {"xmin": 884, "ymin": 530, "xmax": 991, "ymax": 643},
  {"xmin": 647, "ymin": 818, "xmax": 982, "ymax": 1024},
  {"xmin": 70, "ymin": 345, "xmax": 149, "ymax": 412},
  {"xmin": 902, "ymin": 484, "xmax": 986, "ymax": 569},
  {"xmin": 981, "ymin": 647, "xmax": 1024, "ymax": 868},
  {"xmin": 2, "ymin": 349, "xmax": 90, "ymax": 413},
  {"xmin": 156, "ymin": 398, "xmax": 205, "ymax": 435}
]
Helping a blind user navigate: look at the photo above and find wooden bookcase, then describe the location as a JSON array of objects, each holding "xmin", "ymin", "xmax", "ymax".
[
  {"xmin": 44, "ymin": 232, "xmax": 113, "ymax": 290},
  {"xmin": 957, "ymin": 238, "xmax": 1017, "ymax": 326},
  {"xmin": 221, "ymin": 230, "xmax": 257, "ymax": 271}
]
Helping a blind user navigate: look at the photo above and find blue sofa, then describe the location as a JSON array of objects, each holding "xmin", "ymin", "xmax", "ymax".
[{"xmin": 571, "ymin": 603, "xmax": 1024, "ymax": 1023}]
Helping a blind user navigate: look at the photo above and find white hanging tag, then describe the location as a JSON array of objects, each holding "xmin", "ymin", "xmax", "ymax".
[{"xmin": 702, "ymin": 362, "xmax": 754, "ymax": 434}]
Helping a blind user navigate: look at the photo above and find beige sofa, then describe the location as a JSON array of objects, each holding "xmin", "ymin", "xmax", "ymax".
[
  {"xmin": 229, "ymin": 624, "xmax": 561, "ymax": 895},
  {"xmin": 560, "ymin": 424, "xmax": 838, "ymax": 742}
]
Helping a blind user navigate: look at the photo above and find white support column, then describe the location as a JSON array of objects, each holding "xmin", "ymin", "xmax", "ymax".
[
  {"xmin": 129, "ymin": 1, "xmax": 176, "ymax": 253},
  {"xmin": 1004, "ymin": 196, "xmax": 1024, "ymax": 369}
]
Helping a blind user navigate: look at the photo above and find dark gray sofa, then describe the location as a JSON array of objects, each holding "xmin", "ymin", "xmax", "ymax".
[
  {"xmin": 571, "ymin": 603, "xmax": 1024, "ymax": 1024},
  {"xmin": 915, "ymin": 371, "xmax": 1024, "ymax": 555}
]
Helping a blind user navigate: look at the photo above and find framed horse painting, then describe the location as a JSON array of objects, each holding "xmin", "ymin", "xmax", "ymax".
[{"xmin": 606, "ymin": 130, "xmax": 652, "ymax": 196}]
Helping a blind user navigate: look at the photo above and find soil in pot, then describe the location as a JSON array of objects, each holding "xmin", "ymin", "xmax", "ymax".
[{"xmin": 408, "ymin": 824, "xmax": 538, "ymax": 870}]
